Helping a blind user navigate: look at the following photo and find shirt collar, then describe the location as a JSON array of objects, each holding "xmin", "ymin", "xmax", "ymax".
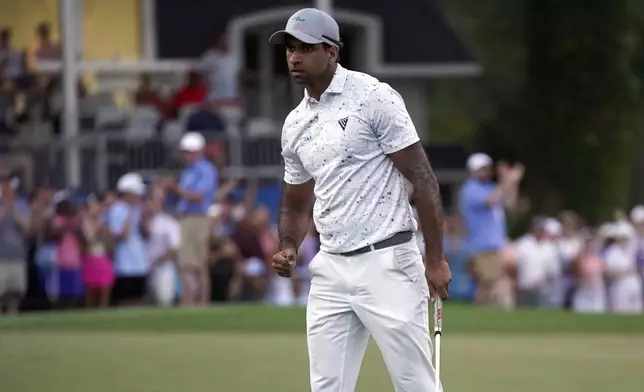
[{"xmin": 304, "ymin": 64, "xmax": 349, "ymax": 102}]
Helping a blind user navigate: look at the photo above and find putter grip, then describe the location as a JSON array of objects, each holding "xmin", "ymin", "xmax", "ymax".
[{"xmin": 433, "ymin": 298, "xmax": 443, "ymax": 335}]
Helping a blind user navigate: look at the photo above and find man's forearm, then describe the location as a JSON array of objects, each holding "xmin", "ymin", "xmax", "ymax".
[
  {"xmin": 411, "ymin": 171, "xmax": 444, "ymax": 264},
  {"xmin": 486, "ymin": 181, "xmax": 514, "ymax": 206},
  {"xmin": 278, "ymin": 204, "xmax": 309, "ymax": 250},
  {"xmin": 388, "ymin": 143, "xmax": 444, "ymax": 264},
  {"xmin": 277, "ymin": 181, "xmax": 314, "ymax": 251}
]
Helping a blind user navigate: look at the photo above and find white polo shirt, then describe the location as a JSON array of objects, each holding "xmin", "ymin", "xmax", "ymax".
[{"xmin": 281, "ymin": 65, "xmax": 419, "ymax": 253}]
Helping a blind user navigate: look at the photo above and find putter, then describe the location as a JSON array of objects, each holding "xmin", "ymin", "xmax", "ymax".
[{"xmin": 433, "ymin": 297, "xmax": 443, "ymax": 389}]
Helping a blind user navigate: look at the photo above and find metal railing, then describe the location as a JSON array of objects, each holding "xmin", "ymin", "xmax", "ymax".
[{"xmin": 0, "ymin": 131, "xmax": 284, "ymax": 192}]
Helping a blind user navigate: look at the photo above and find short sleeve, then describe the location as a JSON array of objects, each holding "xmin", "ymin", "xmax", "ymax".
[
  {"xmin": 107, "ymin": 203, "xmax": 128, "ymax": 236},
  {"xmin": 367, "ymin": 83, "xmax": 420, "ymax": 154},
  {"xmin": 282, "ymin": 145, "xmax": 312, "ymax": 185}
]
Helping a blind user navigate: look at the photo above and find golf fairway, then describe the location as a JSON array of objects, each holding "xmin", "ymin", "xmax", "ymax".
[{"xmin": 1, "ymin": 305, "xmax": 642, "ymax": 392}]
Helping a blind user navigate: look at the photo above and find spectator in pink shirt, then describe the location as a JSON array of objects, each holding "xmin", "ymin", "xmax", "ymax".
[
  {"xmin": 80, "ymin": 195, "xmax": 115, "ymax": 308},
  {"xmin": 48, "ymin": 199, "xmax": 83, "ymax": 309}
]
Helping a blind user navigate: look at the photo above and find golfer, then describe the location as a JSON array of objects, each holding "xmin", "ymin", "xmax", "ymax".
[{"xmin": 269, "ymin": 8, "xmax": 451, "ymax": 392}]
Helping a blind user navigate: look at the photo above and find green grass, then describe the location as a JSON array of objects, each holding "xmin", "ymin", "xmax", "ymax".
[
  {"xmin": 1, "ymin": 304, "xmax": 643, "ymax": 334},
  {"xmin": 1, "ymin": 305, "xmax": 643, "ymax": 392}
]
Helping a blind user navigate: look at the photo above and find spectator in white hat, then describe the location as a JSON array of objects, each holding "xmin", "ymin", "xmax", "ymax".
[
  {"xmin": 603, "ymin": 222, "xmax": 643, "ymax": 314},
  {"xmin": 458, "ymin": 152, "xmax": 523, "ymax": 308},
  {"xmin": 630, "ymin": 205, "xmax": 644, "ymax": 274},
  {"xmin": 107, "ymin": 172, "xmax": 149, "ymax": 306},
  {"xmin": 161, "ymin": 132, "xmax": 217, "ymax": 306}
]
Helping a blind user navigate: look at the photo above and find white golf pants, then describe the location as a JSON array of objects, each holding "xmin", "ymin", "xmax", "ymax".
[{"xmin": 306, "ymin": 238, "xmax": 438, "ymax": 392}]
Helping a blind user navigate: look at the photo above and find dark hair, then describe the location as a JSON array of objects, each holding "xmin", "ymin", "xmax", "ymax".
[
  {"xmin": 322, "ymin": 43, "xmax": 341, "ymax": 63},
  {"xmin": 55, "ymin": 200, "xmax": 75, "ymax": 216}
]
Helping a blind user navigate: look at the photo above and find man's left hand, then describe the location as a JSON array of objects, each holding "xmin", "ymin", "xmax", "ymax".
[{"xmin": 425, "ymin": 258, "xmax": 452, "ymax": 300}]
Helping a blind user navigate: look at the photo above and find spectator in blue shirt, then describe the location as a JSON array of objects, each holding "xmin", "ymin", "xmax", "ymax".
[
  {"xmin": 108, "ymin": 173, "xmax": 149, "ymax": 306},
  {"xmin": 161, "ymin": 132, "xmax": 217, "ymax": 306},
  {"xmin": 458, "ymin": 153, "xmax": 523, "ymax": 308}
]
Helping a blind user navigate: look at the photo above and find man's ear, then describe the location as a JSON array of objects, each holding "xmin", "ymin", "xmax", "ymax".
[{"xmin": 329, "ymin": 47, "xmax": 338, "ymax": 64}]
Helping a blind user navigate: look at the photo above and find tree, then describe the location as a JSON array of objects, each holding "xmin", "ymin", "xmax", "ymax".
[{"xmin": 522, "ymin": 0, "xmax": 641, "ymax": 221}]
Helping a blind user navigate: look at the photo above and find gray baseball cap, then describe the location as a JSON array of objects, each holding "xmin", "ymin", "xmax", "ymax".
[{"xmin": 269, "ymin": 8, "xmax": 342, "ymax": 48}]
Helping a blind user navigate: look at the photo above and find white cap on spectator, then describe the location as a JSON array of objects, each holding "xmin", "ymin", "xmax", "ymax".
[
  {"xmin": 544, "ymin": 218, "xmax": 562, "ymax": 237},
  {"xmin": 180, "ymin": 132, "xmax": 206, "ymax": 152},
  {"xmin": 613, "ymin": 222, "xmax": 635, "ymax": 239},
  {"xmin": 630, "ymin": 205, "xmax": 644, "ymax": 223},
  {"xmin": 466, "ymin": 153, "xmax": 493, "ymax": 172},
  {"xmin": 117, "ymin": 172, "xmax": 145, "ymax": 195}
]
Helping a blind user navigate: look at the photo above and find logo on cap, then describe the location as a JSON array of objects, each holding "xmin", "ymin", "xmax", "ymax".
[{"xmin": 292, "ymin": 15, "xmax": 306, "ymax": 22}]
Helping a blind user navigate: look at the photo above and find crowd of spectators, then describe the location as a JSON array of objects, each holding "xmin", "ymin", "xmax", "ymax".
[
  {"xmin": 442, "ymin": 152, "xmax": 644, "ymax": 314},
  {"xmin": 3, "ymin": 145, "xmax": 644, "ymax": 316},
  {"xmin": 0, "ymin": 131, "xmax": 316, "ymax": 314}
]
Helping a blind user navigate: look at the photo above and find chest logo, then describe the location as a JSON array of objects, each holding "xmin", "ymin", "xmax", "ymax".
[{"xmin": 338, "ymin": 117, "xmax": 349, "ymax": 130}]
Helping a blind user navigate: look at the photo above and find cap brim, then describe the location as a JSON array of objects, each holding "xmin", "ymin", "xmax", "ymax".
[{"xmin": 269, "ymin": 30, "xmax": 323, "ymax": 45}]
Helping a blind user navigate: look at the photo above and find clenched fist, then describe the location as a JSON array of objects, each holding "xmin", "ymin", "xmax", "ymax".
[{"xmin": 272, "ymin": 248, "xmax": 297, "ymax": 278}]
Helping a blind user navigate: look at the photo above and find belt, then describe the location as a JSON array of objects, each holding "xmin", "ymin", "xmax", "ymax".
[{"xmin": 339, "ymin": 231, "xmax": 413, "ymax": 257}]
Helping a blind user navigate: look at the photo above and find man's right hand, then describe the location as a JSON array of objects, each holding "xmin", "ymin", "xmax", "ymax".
[
  {"xmin": 272, "ymin": 248, "xmax": 297, "ymax": 278},
  {"xmin": 425, "ymin": 258, "xmax": 452, "ymax": 301},
  {"xmin": 510, "ymin": 163, "xmax": 525, "ymax": 183}
]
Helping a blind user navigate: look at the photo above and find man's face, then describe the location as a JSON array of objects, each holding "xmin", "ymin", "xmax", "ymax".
[
  {"xmin": 286, "ymin": 37, "xmax": 335, "ymax": 85},
  {"xmin": 146, "ymin": 195, "xmax": 163, "ymax": 214},
  {"xmin": 473, "ymin": 165, "xmax": 493, "ymax": 181},
  {"xmin": 534, "ymin": 227, "xmax": 547, "ymax": 240},
  {"xmin": 182, "ymin": 150, "xmax": 201, "ymax": 165}
]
